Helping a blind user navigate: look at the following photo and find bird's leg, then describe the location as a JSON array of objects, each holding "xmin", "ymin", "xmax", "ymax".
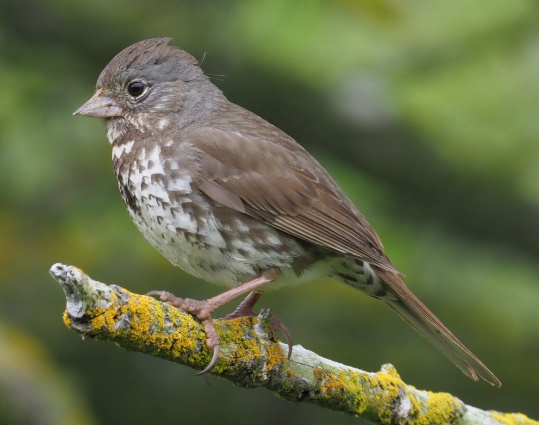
[
  {"xmin": 223, "ymin": 291, "xmax": 293, "ymax": 360},
  {"xmin": 146, "ymin": 267, "xmax": 281, "ymax": 375},
  {"xmin": 223, "ymin": 290, "xmax": 264, "ymax": 319}
]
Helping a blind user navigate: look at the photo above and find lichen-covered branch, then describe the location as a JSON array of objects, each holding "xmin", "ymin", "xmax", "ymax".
[{"xmin": 50, "ymin": 263, "xmax": 536, "ymax": 425}]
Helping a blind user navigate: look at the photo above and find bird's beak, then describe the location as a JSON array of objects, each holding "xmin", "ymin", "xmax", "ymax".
[{"xmin": 73, "ymin": 89, "xmax": 124, "ymax": 118}]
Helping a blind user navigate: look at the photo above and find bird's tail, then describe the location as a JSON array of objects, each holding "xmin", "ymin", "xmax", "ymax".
[{"xmin": 378, "ymin": 269, "xmax": 501, "ymax": 386}]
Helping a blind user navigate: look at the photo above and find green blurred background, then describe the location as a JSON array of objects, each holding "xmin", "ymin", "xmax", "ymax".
[{"xmin": 1, "ymin": 1, "xmax": 538, "ymax": 424}]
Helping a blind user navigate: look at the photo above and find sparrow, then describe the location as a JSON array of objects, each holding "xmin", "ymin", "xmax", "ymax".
[{"xmin": 74, "ymin": 38, "xmax": 500, "ymax": 385}]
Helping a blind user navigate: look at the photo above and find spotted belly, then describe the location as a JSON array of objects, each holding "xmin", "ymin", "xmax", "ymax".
[{"xmin": 113, "ymin": 144, "xmax": 326, "ymax": 288}]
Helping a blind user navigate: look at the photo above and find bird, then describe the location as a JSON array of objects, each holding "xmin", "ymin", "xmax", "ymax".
[{"xmin": 74, "ymin": 38, "xmax": 500, "ymax": 385}]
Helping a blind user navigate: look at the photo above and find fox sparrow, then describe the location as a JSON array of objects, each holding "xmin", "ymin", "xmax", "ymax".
[{"xmin": 74, "ymin": 38, "xmax": 500, "ymax": 385}]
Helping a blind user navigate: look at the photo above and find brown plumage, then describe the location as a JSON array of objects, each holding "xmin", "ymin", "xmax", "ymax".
[{"xmin": 74, "ymin": 38, "xmax": 500, "ymax": 385}]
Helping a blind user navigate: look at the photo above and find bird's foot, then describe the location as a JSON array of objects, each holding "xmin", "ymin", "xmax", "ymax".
[
  {"xmin": 223, "ymin": 291, "xmax": 293, "ymax": 359},
  {"xmin": 145, "ymin": 290, "xmax": 221, "ymax": 375},
  {"xmin": 146, "ymin": 268, "xmax": 282, "ymax": 375}
]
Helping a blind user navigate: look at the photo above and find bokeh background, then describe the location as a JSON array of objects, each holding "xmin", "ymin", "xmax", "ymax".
[{"xmin": 1, "ymin": 1, "xmax": 539, "ymax": 424}]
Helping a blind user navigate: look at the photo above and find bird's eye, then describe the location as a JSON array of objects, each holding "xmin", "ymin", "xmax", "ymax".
[{"xmin": 127, "ymin": 81, "xmax": 147, "ymax": 98}]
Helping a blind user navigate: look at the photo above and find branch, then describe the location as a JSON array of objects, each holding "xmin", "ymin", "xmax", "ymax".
[{"xmin": 50, "ymin": 263, "xmax": 536, "ymax": 425}]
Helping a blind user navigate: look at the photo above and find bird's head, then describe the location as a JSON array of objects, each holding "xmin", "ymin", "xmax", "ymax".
[{"xmin": 74, "ymin": 38, "xmax": 213, "ymax": 141}]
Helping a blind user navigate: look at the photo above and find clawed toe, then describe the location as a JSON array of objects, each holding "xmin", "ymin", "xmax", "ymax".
[
  {"xmin": 146, "ymin": 290, "xmax": 183, "ymax": 307},
  {"xmin": 269, "ymin": 317, "xmax": 293, "ymax": 359},
  {"xmin": 197, "ymin": 345, "xmax": 220, "ymax": 376}
]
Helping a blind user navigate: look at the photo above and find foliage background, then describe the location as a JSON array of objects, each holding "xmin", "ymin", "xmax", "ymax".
[{"xmin": 1, "ymin": 1, "xmax": 538, "ymax": 424}]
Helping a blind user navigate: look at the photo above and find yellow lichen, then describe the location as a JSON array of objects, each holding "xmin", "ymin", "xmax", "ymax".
[
  {"xmin": 342, "ymin": 369, "xmax": 370, "ymax": 416},
  {"xmin": 126, "ymin": 296, "xmax": 157, "ymax": 339},
  {"xmin": 90, "ymin": 313, "xmax": 107, "ymax": 331},
  {"xmin": 265, "ymin": 338, "xmax": 285, "ymax": 371},
  {"xmin": 217, "ymin": 317, "xmax": 252, "ymax": 347},
  {"xmin": 492, "ymin": 412, "xmax": 537, "ymax": 425},
  {"xmin": 212, "ymin": 316, "xmax": 285, "ymax": 375},
  {"xmin": 381, "ymin": 364, "xmax": 401, "ymax": 380},
  {"xmin": 62, "ymin": 310, "xmax": 72, "ymax": 327},
  {"xmin": 89, "ymin": 297, "xmax": 119, "ymax": 333},
  {"xmin": 362, "ymin": 371, "xmax": 402, "ymax": 423},
  {"xmin": 134, "ymin": 295, "xmax": 204, "ymax": 361},
  {"xmin": 314, "ymin": 366, "xmax": 469, "ymax": 424},
  {"xmin": 230, "ymin": 323, "xmax": 263, "ymax": 365},
  {"xmin": 103, "ymin": 303, "xmax": 119, "ymax": 329},
  {"xmin": 314, "ymin": 367, "xmax": 369, "ymax": 416},
  {"xmin": 405, "ymin": 387, "xmax": 421, "ymax": 419},
  {"xmin": 413, "ymin": 391, "xmax": 461, "ymax": 425}
]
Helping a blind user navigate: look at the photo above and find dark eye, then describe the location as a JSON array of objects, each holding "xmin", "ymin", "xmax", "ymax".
[{"xmin": 127, "ymin": 81, "xmax": 147, "ymax": 98}]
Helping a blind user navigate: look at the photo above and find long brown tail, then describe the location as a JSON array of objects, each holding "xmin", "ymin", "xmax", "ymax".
[{"xmin": 377, "ymin": 269, "xmax": 501, "ymax": 386}]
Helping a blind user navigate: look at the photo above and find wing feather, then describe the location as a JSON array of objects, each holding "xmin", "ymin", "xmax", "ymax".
[{"xmin": 190, "ymin": 127, "xmax": 399, "ymax": 273}]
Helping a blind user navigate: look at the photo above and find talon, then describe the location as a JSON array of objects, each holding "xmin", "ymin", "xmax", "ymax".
[
  {"xmin": 270, "ymin": 317, "xmax": 293, "ymax": 359},
  {"xmin": 145, "ymin": 290, "xmax": 165, "ymax": 298},
  {"xmin": 197, "ymin": 345, "xmax": 220, "ymax": 376}
]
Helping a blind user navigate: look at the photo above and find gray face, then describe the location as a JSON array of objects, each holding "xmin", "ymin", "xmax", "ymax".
[{"xmin": 75, "ymin": 38, "xmax": 208, "ymax": 134}]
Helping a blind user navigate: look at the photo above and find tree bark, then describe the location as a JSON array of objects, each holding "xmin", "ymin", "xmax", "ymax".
[{"xmin": 50, "ymin": 263, "xmax": 536, "ymax": 425}]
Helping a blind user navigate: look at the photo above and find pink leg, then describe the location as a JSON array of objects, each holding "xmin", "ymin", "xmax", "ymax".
[{"xmin": 223, "ymin": 291, "xmax": 264, "ymax": 319}]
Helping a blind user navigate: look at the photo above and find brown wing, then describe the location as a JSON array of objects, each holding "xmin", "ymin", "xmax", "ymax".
[{"xmin": 189, "ymin": 126, "xmax": 399, "ymax": 273}]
